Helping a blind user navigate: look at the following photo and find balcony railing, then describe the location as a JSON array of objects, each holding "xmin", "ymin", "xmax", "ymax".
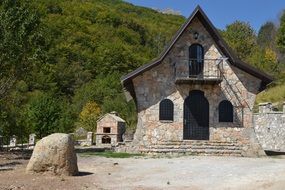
[{"xmin": 175, "ymin": 58, "xmax": 224, "ymax": 84}]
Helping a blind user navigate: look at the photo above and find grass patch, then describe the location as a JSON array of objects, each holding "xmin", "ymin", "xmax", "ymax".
[
  {"xmin": 256, "ymin": 84, "xmax": 285, "ymax": 105},
  {"xmin": 79, "ymin": 151, "xmax": 144, "ymax": 158}
]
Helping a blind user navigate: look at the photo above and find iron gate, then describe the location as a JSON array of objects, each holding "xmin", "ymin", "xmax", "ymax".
[{"xmin": 183, "ymin": 90, "xmax": 209, "ymax": 140}]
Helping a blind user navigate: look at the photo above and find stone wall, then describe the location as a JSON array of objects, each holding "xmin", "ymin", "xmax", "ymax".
[
  {"xmin": 254, "ymin": 103, "xmax": 285, "ymax": 151},
  {"xmin": 131, "ymin": 16, "xmax": 262, "ymax": 154}
]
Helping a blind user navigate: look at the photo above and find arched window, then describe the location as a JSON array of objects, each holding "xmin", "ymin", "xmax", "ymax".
[
  {"xmin": 159, "ymin": 99, "xmax": 174, "ymax": 121},
  {"xmin": 189, "ymin": 44, "xmax": 204, "ymax": 76},
  {"xmin": 219, "ymin": 100, "xmax": 233, "ymax": 122}
]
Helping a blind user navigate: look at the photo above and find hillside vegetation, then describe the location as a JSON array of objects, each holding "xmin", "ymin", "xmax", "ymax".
[
  {"xmin": 0, "ymin": 0, "xmax": 185, "ymax": 138},
  {"xmin": 219, "ymin": 18, "xmax": 285, "ymax": 107},
  {"xmin": 0, "ymin": 0, "xmax": 285, "ymax": 139}
]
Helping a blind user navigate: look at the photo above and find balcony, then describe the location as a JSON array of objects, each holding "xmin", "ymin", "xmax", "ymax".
[{"xmin": 175, "ymin": 58, "xmax": 224, "ymax": 85}]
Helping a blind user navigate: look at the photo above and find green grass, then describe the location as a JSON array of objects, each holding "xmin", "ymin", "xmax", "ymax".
[
  {"xmin": 78, "ymin": 151, "xmax": 144, "ymax": 158},
  {"xmin": 255, "ymin": 84, "xmax": 285, "ymax": 111}
]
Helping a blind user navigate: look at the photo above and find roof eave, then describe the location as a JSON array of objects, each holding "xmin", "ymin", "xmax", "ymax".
[{"xmin": 233, "ymin": 60, "xmax": 274, "ymax": 85}]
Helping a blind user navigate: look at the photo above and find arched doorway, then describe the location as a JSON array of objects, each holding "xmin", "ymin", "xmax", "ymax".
[
  {"xmin": 183, "ymin": 90, "xmax": 209, "ymax": 140},
  {"xmin": 102, "ymin": 135, "xmax": 111, "ymax": 144},
  {"xmin": 189, "ymin": 44, "xmax": 204, "ymax": 77}
]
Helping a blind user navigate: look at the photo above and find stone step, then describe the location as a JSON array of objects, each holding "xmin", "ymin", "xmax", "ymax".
[
  {"xmin": 140, "ymin": 140, "xmax": 243, "ymax": 157},
  {"xmin": 140, "ymin": 148, "xmax": 242, "ymax": 156},
  {"xmin": 149, "ymin": 145, "xmax": 242, "ymax": 150},
  {"xmin": 157, "ymin": 144, "xmax": 241, "ymax": 148},
  {"xmin": 145, "ymin": 148, "xmax": 242, "ymax": 154},
  {"xmin": 158, "ymin": 141, "xmax": 240, "ymax": 146},
  {"xmin": 154, "ymin": 142, "xmax": 241, "ymax": 146}
]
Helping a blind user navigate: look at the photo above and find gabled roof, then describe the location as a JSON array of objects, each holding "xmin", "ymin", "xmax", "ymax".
[
  {"xmin": 97, "ymin": 113, "xmax": 125, "ymax": 123},
  {"xmin": 121, "ymin": 5, "xmax": 273, "ymax": 87}
]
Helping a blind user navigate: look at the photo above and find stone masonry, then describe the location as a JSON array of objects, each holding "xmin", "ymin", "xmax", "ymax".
[
  {"xmin": 130, "ymin": 17, "xmax": 263, "ymax": 156},
  {"xmin": 96, "ymin": 112, "xmax": 126, "ymax": 146},
  {"xmin": 121, "ymin": 7, "xmax": 272, "ymax": 156},
  {"xmin": 254, "ymin": 102, "xmax": 285, "ymax": 152}
]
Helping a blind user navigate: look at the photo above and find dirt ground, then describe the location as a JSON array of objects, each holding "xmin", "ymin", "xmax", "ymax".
[{"xmin": 1, "ymin": 152, "xmax": 285, "ymax": 190}]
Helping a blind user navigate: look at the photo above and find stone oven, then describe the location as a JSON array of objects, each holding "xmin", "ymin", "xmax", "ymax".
[{"xmin": 96, "ymin": 112, "xmax": 126, "ymax": 146}]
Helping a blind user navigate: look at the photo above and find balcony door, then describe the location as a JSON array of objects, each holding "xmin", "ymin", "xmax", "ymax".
[{"xmin": 189, "ymin": 44, "xmax": 204, "ymax": 77}]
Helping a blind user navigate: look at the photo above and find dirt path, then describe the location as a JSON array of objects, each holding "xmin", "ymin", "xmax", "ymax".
[{"xmin": 1, "ymin": 153, "xmax": 285, "ymax": 190}]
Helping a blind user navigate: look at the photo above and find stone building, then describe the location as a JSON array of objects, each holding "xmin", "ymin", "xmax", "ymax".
[
  {"xmin": 96, "ymin": 112, "xmax": 126, "ymax": 146},
  {"xmin": 120, "ymin": 6, "xmax": 273, "ymax": 156}
]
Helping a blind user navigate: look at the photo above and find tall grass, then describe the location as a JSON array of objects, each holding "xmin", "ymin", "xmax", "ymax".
[{"xmin": 256, "ymin": 84, "xmax": 285, "ymax": 107}]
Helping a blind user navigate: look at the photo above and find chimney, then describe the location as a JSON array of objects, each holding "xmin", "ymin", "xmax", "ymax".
[{"xmin": 110, "ymin": 111, "xmax": 119, "ymax": 116}]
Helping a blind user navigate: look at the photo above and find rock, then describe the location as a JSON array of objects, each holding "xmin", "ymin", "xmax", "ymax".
[{"xmin": 26, "ymin": 133, "xmax": 78, "ymax": 176}]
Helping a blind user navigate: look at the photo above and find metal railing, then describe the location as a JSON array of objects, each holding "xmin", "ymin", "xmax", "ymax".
[{"xmin": 175, "ymin": 58, "xmax": 223, "ymax": 80}]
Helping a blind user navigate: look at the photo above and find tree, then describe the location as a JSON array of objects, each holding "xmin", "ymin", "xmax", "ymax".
[
  {"xmin": 77, "ymin": 101, "xmax": 101, "ymax": 132},
  {"xmin": 260, "ymin": 48, "xmax": 278, "ymax": 74},
  {"xmin": 0, "ymin": 101, "xmax": 17, "ymax": 138},
  {"xmin": 0, "ymin": 0, "xmax": 48, "ymax": 84},
  {"xmin": 0, "ymin": 0, "xmax": 51, "ymax": 140},
  {"xmin": 248, "ymin": 47, "xmax": 278, "ymax": 75},
  {"xmin": 277, "ymin": 11, "xmax": 285, "ymax": 52},
  {"xmin": 24, "ymin": 93, "xmax": 72, "ymax": 138},
  {"xmin": 222, "ymin": 21, "xmax": 256, "ymax": 61},
  {"xmin": 0, "ymin": 76, "xmax": 15, "ymax": 98},
  {"xmin": 0, "ymin": 0, "xmax": 186, "ymax": 137},
  {"xmin": 257, "ymin": 22, "xmax": 277, "ymax": 49},
  {"xmin": 72, "ymin": 74, "xmax": 121, "ymax": 113},
  {"xmin": 102, "ymin": 94, "xmax": 137, "ymax": 132}
]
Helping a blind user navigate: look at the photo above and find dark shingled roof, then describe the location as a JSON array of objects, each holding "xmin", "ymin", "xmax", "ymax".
[{"xmin": 121, "ymin": 5, "xmax": 273, "ymax": 96}]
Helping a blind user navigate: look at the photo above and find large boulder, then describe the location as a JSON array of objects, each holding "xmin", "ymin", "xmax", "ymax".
[{"xmin": 26, "ymin": 133, "xmax": 78, "ymax": 176}]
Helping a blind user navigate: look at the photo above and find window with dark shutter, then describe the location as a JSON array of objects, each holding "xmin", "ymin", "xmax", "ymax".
[
  {"xmin": 189, "ymin": 44, "xmax": 204, "ymax": 76},
  {"xmin": 219, "ymin": 100, "xmax": 233, "ymax": 122},
  {"xmin": 159, "ymin": 99, "xmax": 174, "ymax": 121}
]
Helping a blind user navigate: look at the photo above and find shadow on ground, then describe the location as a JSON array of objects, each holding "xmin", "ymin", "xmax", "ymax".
[
  {"xmin": 76, "ymin": 171, "xmax": 93, "ymax": 176},
  {"xmin": 0, "ymin": 161, "xmax": 23, "ymax": 171},
  {"xmin": 0, "ymin": 161, "xmax": 22, "ymax": 167}
]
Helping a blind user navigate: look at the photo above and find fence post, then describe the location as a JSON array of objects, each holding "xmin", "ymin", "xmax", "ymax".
[
  {"xmin": 28, "ymin": 134, "xmax": 36, "ymax": 147},
  {"xmin": 9, "ymin": 135, "xmax": 17, "ymax": 147},
  {"xmin": 86, "ymin": 132, "xmax": 93, "ymax": 146},
  {"xmin": 0, "ymin": 136, "xmax": 2, "ymax": 150}
]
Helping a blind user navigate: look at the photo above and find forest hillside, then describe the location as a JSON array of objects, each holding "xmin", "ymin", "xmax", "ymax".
[{"xmin": 0, "ymin": 0, "xmax": 285, "ymax": 139}]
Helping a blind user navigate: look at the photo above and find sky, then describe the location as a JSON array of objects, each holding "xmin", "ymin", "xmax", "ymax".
[{"xmin": 124, "ymin": 0, "xmax": 285, "ymax": 32}]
